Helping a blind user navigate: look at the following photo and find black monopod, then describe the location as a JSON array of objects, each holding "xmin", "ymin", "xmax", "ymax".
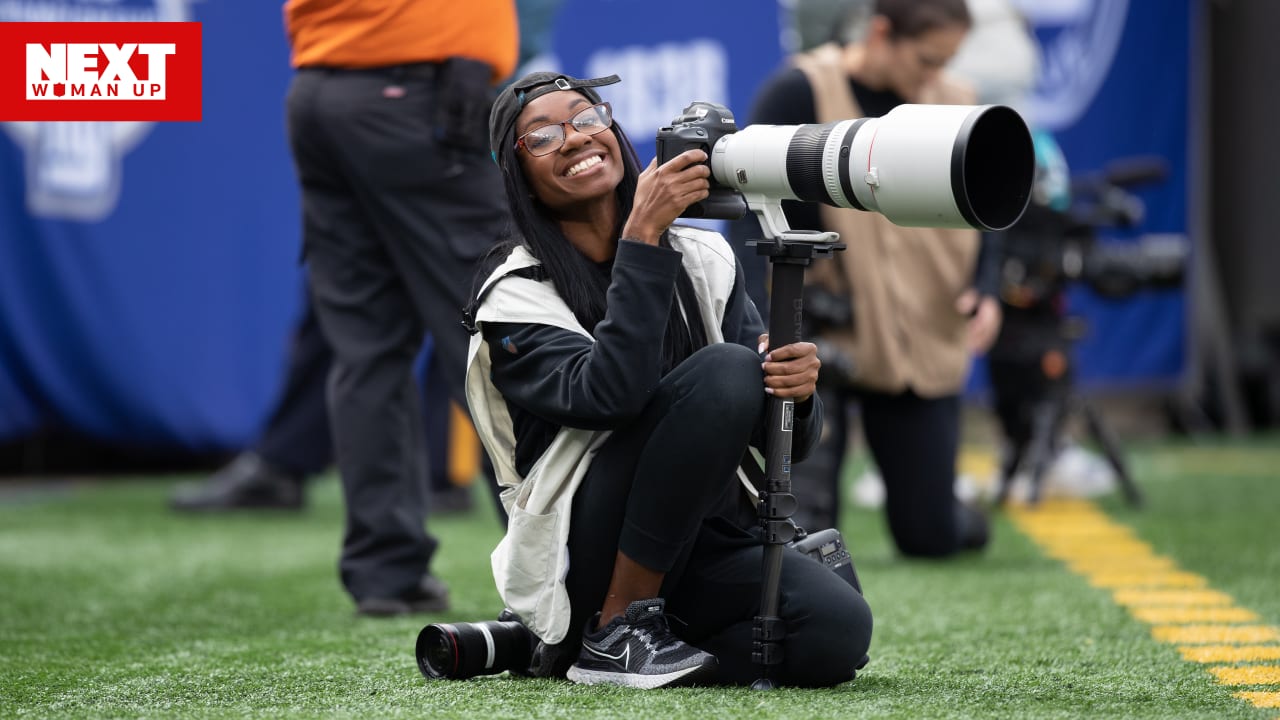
[{"xmin": 747, "ymin": 215, "xmax": 844, "ymax": 691}]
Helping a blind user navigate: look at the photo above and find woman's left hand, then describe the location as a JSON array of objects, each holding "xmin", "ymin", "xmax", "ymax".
[{"xmin": 758, "ymin": 333, "xmax": 820, "ymax": 402}]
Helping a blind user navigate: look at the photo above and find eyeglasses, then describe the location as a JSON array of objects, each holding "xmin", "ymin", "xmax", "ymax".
[{"xmin": 515, "ymin": 102, "xmax": 613, "ymax": 157}]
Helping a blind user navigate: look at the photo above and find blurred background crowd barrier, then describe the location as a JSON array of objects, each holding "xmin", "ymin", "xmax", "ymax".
[{"xmin": 1, "ymin": 0, "xmax": 1275, "ymax": 475}]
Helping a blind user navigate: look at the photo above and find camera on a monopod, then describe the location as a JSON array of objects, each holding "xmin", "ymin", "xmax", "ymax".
[
  {"xmin": 653, "ymin": 102, "xmax": 1035, "ymax": 689},
  {"xmin": 654, "ymin": 101, "xmax": 1035, "ymax": 237}
]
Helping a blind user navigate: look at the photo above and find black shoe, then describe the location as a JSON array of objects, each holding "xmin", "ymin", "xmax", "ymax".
[
  {"xmin": 169, "ymin": 452, "xmax": 305, "ymax": 512},
  {"xmin": 355, "ymin": 574, "xmax": 450, "ymax": 617},
  {"xmin": 566, "ymin": 599, "xmax": 717, "ymax": 689}
]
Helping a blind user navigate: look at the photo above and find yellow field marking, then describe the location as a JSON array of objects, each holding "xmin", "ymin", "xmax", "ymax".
[
  {"xmin": 1181, "ymin": 646, "xmax": 1280, "ymax": 663},
  {"xmin": 1085, "ymin": 571, "xmax": 1207, "ymax": 589},
  {"xmin": 1068, "ymin": 556, "xmax": 1177, "ymax": 573},
  {"xmin": 1037, "ymin": 538, "xmax": 1150, "ymax": 553},
  {"xmin": 957, "ymin": 447, "xmax": 998, "ymax": 481},
  {"xmin": 1027, "ymin": 524, "xmax": 1135, "ymax": 538},
  {"xmin": 1211, "ymin": 666, "xmax": 1280, "ymax": 685},
  {"xmin": 1232, "ymin": 691, "xmax": 1280, "ymax": 708},
  {"xmin": 1153, "ymin": 625, "xmax": 1280, "ymax": 645},
  {"xmin": 1133, "ymin": 607, "xmax": 1260, "ymax": 624},
  {"xmin": 1114, "ymin": 589, "xmax": 1235, "ymax": 607},
  {"xmin": 1052, "ymin": 535, "xmax": 1150, "ymax": 548},
  {"xmin": 1009, "ymin": 498, "xmax": 1280, "ymax": 717},
  {"xmin": 1042, "ymin": 542, "xmax": 1157, "ymax": 560}
]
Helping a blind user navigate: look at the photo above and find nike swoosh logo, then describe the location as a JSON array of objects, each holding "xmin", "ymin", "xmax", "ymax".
[{"xmin": 585, "ymin": 642, "xmax": 630, "ymax": 671}]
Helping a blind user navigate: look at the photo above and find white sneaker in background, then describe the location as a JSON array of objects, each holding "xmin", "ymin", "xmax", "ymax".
[
  {"xmin": 850, "ymin": 468, "xmax": 886, "ymax": 509},
  {"xmin": 1045, "ymin": 444, "xmax": 1118, "ymax": 498},
  {"xmin": 848, "ymin": 466, "xmax": 995, "ymax": 508},
  {"xmin": 955, "ymin": 473, "xmax": 987, "ymax": 505}
]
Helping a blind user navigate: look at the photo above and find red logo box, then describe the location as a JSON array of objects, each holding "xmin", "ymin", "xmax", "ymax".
[{"xmin": 0, "ymin": 22, "xmax": 202, "ymax": 122}]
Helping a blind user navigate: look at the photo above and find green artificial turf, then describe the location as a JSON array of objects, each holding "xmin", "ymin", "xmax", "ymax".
[{"xmin": 1, "ymin": 436, "xmax": 1277, "ymax": 719}]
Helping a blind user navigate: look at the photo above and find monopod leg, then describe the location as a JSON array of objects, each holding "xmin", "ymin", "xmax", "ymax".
[{"xmin": 751, "ymin": 259, "xmax": 806, "ymax": 690}]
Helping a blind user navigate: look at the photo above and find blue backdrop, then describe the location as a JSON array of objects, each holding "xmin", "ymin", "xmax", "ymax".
[
  {"xmin": 0, "ymin": 0, "xmax": 304, "ymax": 448},
  {"xmin": 0, "ymin": 0, "xmax": 1192, "ymax": 451},
  {"xmin": 1002, "ymin": 0, "xmax": 1191, "ymax": 392}
]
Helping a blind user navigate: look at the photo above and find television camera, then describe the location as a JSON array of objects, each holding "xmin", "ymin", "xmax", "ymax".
[{"xmin": 988, "ymin": 155, "xmax": 1189, "ymax": 507}]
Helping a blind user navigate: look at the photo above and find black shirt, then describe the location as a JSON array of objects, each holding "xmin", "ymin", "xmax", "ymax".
[{"xmin": 480, "ymin": 237, "xmax": 821, "ymax": 477}]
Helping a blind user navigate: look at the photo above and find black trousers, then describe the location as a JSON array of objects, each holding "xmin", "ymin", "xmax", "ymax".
[
  {"xmin": 792, "ymin": 385, "xmax": 978, "ymax": 557},
  {"xmin": 285, "ymin": 64, "xmax": 509, "ymax": 601},
  {"xmin": 253, "ymin": 288, "xmax": 505, "ymax": 507},
  {"xmin": 253, "ymin": 291, "xmax": 334, "ymax": 477},
  {"xmin": 563, "ymin": 344, "xmax": 873, "ymax": 686}
]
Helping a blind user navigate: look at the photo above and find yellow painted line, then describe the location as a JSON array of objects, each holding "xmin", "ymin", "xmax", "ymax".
[
  {"xmin": 1085, "ymin": 571, "xmax": 1207, "ymax": 589},
  {"xmin": 1021, "ymin": 521, "xmax": 1120, "ymax": 533},
  {"xmin": 1038, "ymin": 540, "xmax": 1151, "ymax": 555},
  {"xmin": 1114, "ymin": 589, "xmax": 1235, "ymax": 607},
  {"xmin": 1153, "ymin": 625, "xmax": 1280, "ymax": 645},
  {"xmin": 1068, "ymin": 556, "xmax": 1177, "ymax": 573},
  {"xmin": 1132, "ymin": 607, "xmax": 1260, "ymax": 624},
  {"xmin": 1181, "ymin": 646, "xmax": 1280, "ymax": 663},
  {"xmin": 1038, "ymin": 540, "xmax": 1149, "ymax": 554},
  {"xmin": 957, "ymin": 447, "xmax": 998, "ymax": 480},
  {"xmin": 1211, "ymin": 666, "xmax": 1280, "ymax": 685},
  {"xmin": 1233, "ymin": 691, "xmax": 1280, "ymax": 709},
  {"xmin": 1039, "ymin": 541, "xmax": 1156, "ymax": 559},
  {"xmin": 1008, "ymin": 498, "xmax": 1280, "ymax": 718}
]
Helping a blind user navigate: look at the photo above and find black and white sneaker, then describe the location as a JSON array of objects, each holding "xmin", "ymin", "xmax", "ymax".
[{"xmin": 566, "ymin": 598, "xmax": 717, "ymax": 689}]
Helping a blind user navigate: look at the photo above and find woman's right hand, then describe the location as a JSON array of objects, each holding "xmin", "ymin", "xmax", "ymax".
[{"xmin": 621, "ymin": 149, "xmax": 711, "ymax": 245}]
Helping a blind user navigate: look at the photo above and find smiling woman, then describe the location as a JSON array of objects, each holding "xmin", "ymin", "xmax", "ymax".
[{"xmin": 460, "ymin": 71, "xmax": 873, "ymax": 689}]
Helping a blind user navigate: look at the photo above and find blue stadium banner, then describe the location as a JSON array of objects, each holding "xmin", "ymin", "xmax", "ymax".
[
  {"xmin": 0, "ymin": 0, "xmax": 303, "ymax": 448},
  {"xmin": 996, "ymin": 0, "xmax": 1191, "ymax": 390}
]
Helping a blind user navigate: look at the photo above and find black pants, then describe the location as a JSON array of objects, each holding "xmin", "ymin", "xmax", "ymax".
[
  {"xmin": 285, "ymin": 63, "xmax": 509, "ymax": 601},
  {"xmin": 252, "ymin": 287, "xmax": 506, "ymax": 514},
  {"xmin": 792, "ymin": 385, "xmax": 982, "ymax": 557},
  {"xmin": 563, "ymin": 344, "xmax": 873, "ymax": 686},
  {"xmin": 253, "ymin": 291, "xmax": 334, "ymax": 477}
]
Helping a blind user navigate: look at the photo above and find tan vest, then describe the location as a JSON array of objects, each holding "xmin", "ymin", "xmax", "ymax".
[{"xmin": 792, "ymin": 44, "xmax": 979, "ymax": 397}]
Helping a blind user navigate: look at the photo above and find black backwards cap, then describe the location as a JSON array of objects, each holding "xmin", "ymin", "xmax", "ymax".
[{"xmin": 489, "ymin": 72, "xmax": 621, "ymax": 165}]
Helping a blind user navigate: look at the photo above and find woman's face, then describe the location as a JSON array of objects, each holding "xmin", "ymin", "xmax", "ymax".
[
  {"xmin": 514, "ymin": 90, "xmax": 625, "ymax": 213},
  {"xmin": 882, "ymin": 24, "xmax": 968, "ymax": 101}
]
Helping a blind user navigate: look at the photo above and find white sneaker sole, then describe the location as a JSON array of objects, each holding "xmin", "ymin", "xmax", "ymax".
[{"xmin": 566, "ymin": 660, "xmax": 715, "ymax": 689}]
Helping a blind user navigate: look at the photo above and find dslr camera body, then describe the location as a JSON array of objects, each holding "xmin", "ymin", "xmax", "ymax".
[{"xmin": 654, "ymin": 102, "xmax": 749, "ymax": 219}]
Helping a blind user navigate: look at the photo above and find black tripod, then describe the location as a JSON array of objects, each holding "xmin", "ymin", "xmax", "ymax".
[
  {"xmin": 744, "ymin": 201, "xmax": 844, "ymax": 690},
  {"xmin": 988, "ymin": 309, "xmax": 1143, "ymax": 508},
  {"xmin": 985, "ymin": 163, "xmax": 1178, "ymax": 510}
]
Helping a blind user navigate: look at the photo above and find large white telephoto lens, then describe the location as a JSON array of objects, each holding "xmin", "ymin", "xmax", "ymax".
[{"xmin": 709, "ymin": 104, "xmax": 1034, "ymax": 231}]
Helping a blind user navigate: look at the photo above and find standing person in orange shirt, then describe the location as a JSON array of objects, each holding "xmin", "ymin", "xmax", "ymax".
[{"xmin": 283, "ymin": 0, "xmax": 518, "ymax": 616}]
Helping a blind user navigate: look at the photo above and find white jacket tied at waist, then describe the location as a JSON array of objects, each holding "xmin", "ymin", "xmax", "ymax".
[{"xmin": 464, "ymin": 226, "xmax": 738, "ymax": 644}]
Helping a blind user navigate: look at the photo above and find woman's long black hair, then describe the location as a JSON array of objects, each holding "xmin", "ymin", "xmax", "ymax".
[{"xmin": 481, "ymin": 112, "xmax": 708, "ymax": 374}]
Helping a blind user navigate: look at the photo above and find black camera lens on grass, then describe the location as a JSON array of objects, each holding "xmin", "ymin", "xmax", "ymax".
[{"xmin": 416, "ymin": 610, "xmax": 537, "ymax": 680}]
